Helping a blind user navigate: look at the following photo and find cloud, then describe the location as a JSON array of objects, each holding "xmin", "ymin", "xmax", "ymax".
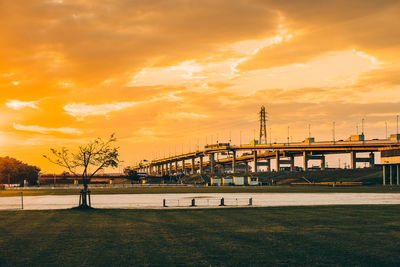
[
  {"xmin": 13, "ymin": 123, "xmax": 83, "ymax": 135},
  {"xmin": 164, "ymin": 112, "xmax": 209, "ymax": 120},
  {"xmin": 5, "ymin": 99, "xmax": 39, "ymax": 110},
  {"xmin": 63, "ymin": 102, "xmax": 139, "ymax": 120},
  {"xmin": 238, "ymin": 0, "xmax": 400, "ymax": 71}
]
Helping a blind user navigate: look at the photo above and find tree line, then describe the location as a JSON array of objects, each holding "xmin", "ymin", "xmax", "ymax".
[{"xmin": 0, "ymin": 157, "xmax": 41, "ymax": 186}]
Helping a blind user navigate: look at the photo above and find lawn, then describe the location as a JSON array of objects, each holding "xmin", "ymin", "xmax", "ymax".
[
  {"xmin": 2, "ymin": 185, "xmax": 400, "ymax": 197},
  {"xmin": 1, "ymin": 206, "xmax": 400, "ymax": 266}
]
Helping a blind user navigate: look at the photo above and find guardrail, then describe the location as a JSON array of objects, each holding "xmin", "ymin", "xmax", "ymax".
[{"xmin": 163, "ymin": 197, "xmax": 253, "ymax": 207}]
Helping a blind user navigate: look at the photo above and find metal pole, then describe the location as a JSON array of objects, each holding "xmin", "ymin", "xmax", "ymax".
[
  {"xmin": 269, "ymin": 128, "xmax": 272, "ymax": 145},
  {"xmin": 21, "ymin": 192, "xmax": 23, "ymax": 210},
  {"xmin": 362, "ymin": 118, "xmax": 364, "ymax": 135},
  {"xmin": 333, "ymin": 122, "xmax": 336, "ymax": 144},
  {"xmin": 386, "ymin": 121, "xmax": 388, "ymax": 139}
]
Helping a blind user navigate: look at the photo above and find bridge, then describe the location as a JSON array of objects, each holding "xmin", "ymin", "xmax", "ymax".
[{"xmin": 130, "ymin": 134, "xmax": 400, "ymax": 176}]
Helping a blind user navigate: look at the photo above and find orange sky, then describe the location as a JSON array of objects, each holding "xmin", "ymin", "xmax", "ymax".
[{"xmin": 1, "ymin": 0, "xmax": 400, "ymax": 173}]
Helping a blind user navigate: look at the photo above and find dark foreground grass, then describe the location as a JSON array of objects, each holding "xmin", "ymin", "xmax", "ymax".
[
  {"xmin": 2, "ymin": 185, "xmax": 400, "ymax": 197},
  {"xmin": 1, "ymin": 206, "xmax": 400, "ymax": 266}
]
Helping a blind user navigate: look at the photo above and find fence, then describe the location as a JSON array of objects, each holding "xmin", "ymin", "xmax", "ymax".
[{"xmin": 163, "ymin": 197, "xmax": 253, "ymax": 207}]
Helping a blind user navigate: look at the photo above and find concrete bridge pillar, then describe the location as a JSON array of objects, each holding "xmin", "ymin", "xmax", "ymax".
[
  {"xmin": 181, "ymin": 159, "xmax": 185, "ymax": 175},
  {"xmin": 303, "ymin": 152, "xmax": 308, "ymax": 171},
  {"xmin": 351, "ymin": 152, "xmax": 357, "ymax": 169},
  {"xmin": 383, "ymin": 165, "xmax": 388, "ymax": 185},
  {"xmin": 321, "ymin": 156, "xmax": 326, "ymax": 171},
  {"xmin": 369, "ymin": 152, "xmax": 375, "ymax": 168},
  {"xmin": 175, "ymin": 161, "xmax": 178, "ymax": 174},
  {"xmin": 210, "ymin": 153, "xmax": 215, "ymax": 174},
  {"xmin": 232, "ymin": 150, "xmax": 236, "ymax": 174},
  {"xmin": 169, "ymin": 162, "xmax": 173, "ymax": 175},
  {"xmin": 199, "ymin": 156, "xmax": 204, "ymax": 174},
  {"xmin": 161, "ymin": 164, "xmax": 165, "ymax": 175},
  {"xmin": 398, "ymin": 165, "xmax": 400, "ymax": 185},
  {"xmin": 390, "ymin": 165, "xmax": 394, "ymax": 185},
  {"xmin": 290, "ymin": 155, "xmax": 295, "ymax": 172},
  {"xmin": 191, "ymin": 157, "xmax": 195, "ymax": 174},
  {"xmin": 276, "ymin": 151, "xmax": 280, "ymax": 172},
  {"xmin": 253, "ymin": 151, "xmax": 258, "ymax": 173}
]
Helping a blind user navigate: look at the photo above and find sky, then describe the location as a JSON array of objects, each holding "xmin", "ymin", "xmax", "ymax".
[{"xmin": 1, "ymin": 0, "xmax": 400, "ymax": 173}]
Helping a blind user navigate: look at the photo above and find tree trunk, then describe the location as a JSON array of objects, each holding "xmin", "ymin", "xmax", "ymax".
[{"xmin": 79, "ymin": 179, "xmax": 91, "ymax": 208}]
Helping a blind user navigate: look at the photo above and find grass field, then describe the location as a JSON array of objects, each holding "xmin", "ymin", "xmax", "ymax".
[
  {"xmin": 2, "ymin": 185, "xmax": 400, "ymax": 197},
  {"xmin": 1, "ymin": 206, "xmax": 400, "ymax": 266}
]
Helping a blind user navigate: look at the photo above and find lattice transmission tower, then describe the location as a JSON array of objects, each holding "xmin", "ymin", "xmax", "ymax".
[{"xmin": 259, "ymin": 105, "xmax": 267, "ymax": 144}]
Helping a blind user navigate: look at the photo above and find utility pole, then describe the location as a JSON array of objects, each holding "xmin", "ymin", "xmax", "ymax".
[
  {"xmin": 362, "ymin": 118, "xmax": 365, "ymax": 144},
  {"xmin": 269, "ymin": 128, "xmax": 272, "ymax": 145},
  {"xmin": 308, "ymin": 124, "xmax": 311, "ymax": 138},
  {"xmin": 332, "ymin": 122, "xmax": 336, "ymax": 144},
  {"xmin": 362, "ymin": 118, "xmax": 364, "ymax": 135},
  {"xmin": 385, "ymin": 121, "xmax": 388, "ymax": 139},
  {"xmin": 287, "ymin": 126, "xmax": 290, "ymax": 145}
]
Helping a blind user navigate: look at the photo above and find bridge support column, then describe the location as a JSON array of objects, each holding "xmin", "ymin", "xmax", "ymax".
[
  {"xmin": 232, "ymin": 151, "xmax": 236, "ymax": 174},
  {"xmin": 397, "ymin": 165, "xmax": 400, "ymax": 185},
  {"xmin": 181, "ymin": 159, "xmax": 185, "ymax": 175},
  {"xmin": 290, "ymin": 155, "xmax": 295, "ymax": 172},
  {"xmin": 253, "ymin": 151, "xmax": 258, "ymax": 173},
  {"xmin": 351, "ymin": 152, "xmax": 357, "ymax": 169},
  {"xmin": 276, "ymin": 151, "xmax": 280, "ymax": 172},
  {"xmin": 390, "ymin": 165, "xmax": 394, "ymax": 185},
  {"xmin": 303, "ymin": 152, "xmax": 308, "ymax": 171},
  {"xmin": 210, "ymin": 154, "xmax": 215, "ymax": 174},
  {"xmin": 267, "ymin": 159, "xmax": 271, "ymax": 172},
  {"xmin": 383, "ymin": 165, "xmax": 388, "ymax": 185},
  {"xmin": 191, "ymin": 157, "xmax": 195, "ymax": 174},
  {"xmin": 169, "ymin": 162, "xmax": 173, "ymax": 175},
  {"xmin": 369, "ymin": 152, "xmax": 375, "ymax": 168},
  {"xmin": 162, "ymin": 164, "xmax": 165, "ymax": 175},
  {"xmin": 199, "ymin": 156, "xmax": 204, "ymax": 174},
  {"xmin": 175, "ymin": 161, "xmax": 178, "ymax": 174},
  {"xmin": 321, "ymin": 156, "xmax": 326, "ymax": 171}
]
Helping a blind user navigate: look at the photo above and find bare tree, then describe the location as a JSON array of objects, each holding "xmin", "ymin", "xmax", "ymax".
[{"xmin": 44, "ymin": 134, "xmax": 119, "ymax": 208}]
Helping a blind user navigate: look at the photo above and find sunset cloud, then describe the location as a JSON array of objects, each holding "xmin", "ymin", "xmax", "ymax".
[
  {"xmin": 63, "ymin": 102, "xmax": 140, "ymax": 120},
  {"xmin": 13, "ymin": 123, "xmax": 83, "ymax": 135},
  {"xmin": 6, "ymin": 100, "xmax": 39, "ymax": 110}
]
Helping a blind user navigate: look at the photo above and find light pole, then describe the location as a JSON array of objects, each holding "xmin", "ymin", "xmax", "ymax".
[{"xmin": 385, "ymin": 121, "xmax": 388, "ymax": 139}]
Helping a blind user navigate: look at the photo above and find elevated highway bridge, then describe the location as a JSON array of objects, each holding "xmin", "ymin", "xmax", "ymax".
[{"xmin": 131, "ymin": 136, "xmax": 400, "ymax": 176}]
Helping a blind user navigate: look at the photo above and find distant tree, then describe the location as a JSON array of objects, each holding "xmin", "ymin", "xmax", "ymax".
[
  {"xmin": 0, "ymin": 157, "xmax": 40, "ymax": 186},
  {"xmin": 44, "ymin": 134, "xmax": 119, "ymax": 208}
]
